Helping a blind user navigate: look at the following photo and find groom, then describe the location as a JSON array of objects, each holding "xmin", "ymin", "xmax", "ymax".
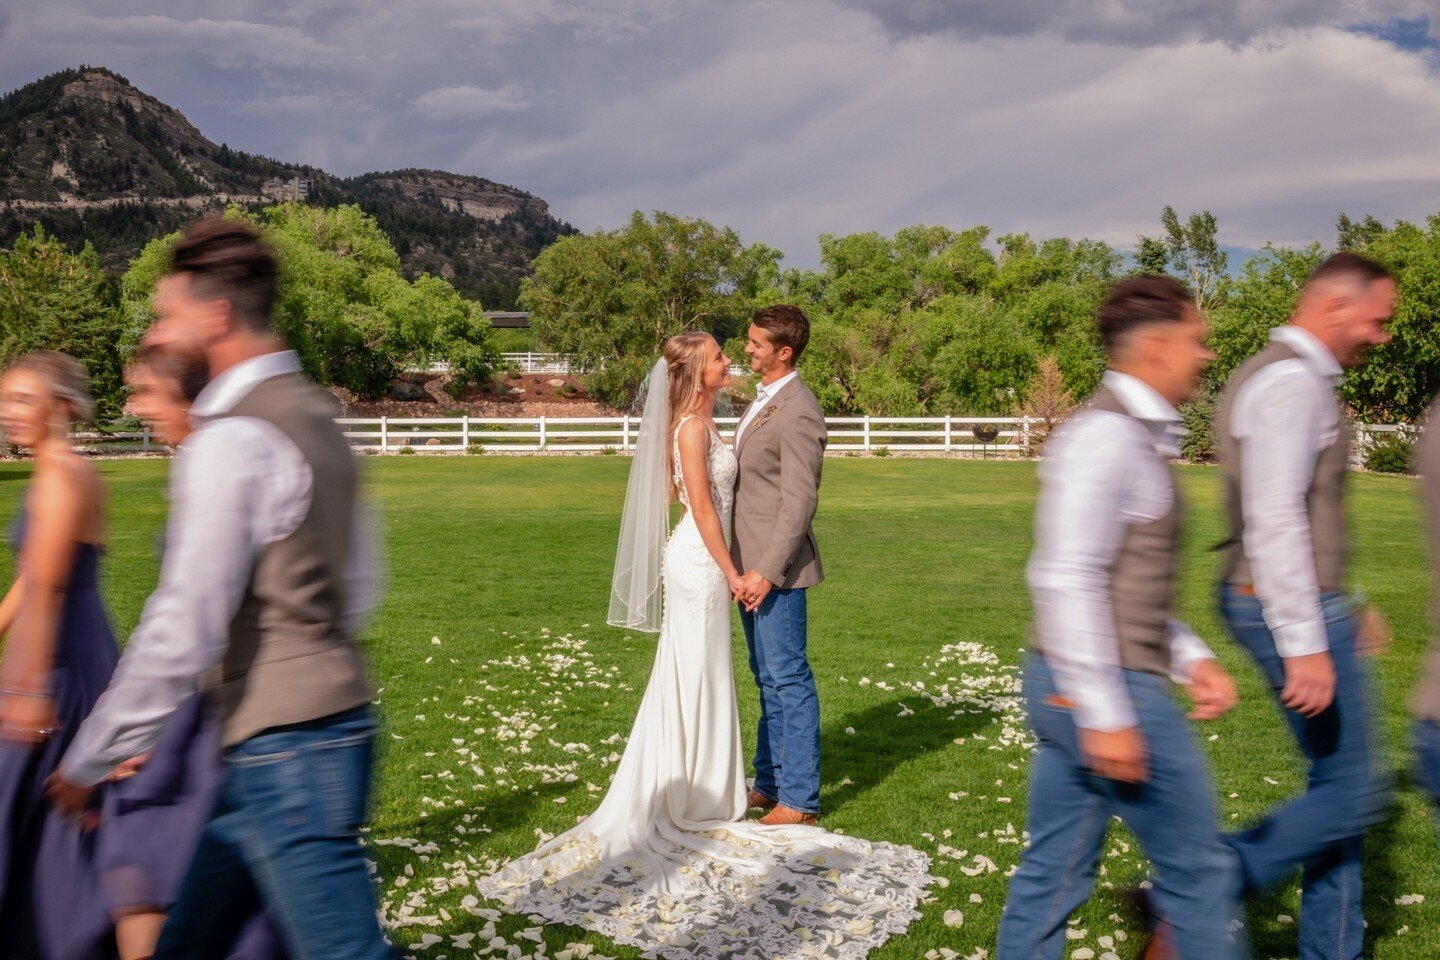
[{"xmin": 731, "ymin": 304, "xmax": 828, "ymax": 826}]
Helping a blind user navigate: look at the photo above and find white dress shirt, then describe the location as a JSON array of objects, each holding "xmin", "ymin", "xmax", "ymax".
[
  {"xmin": 1028, "ymin": 371, "xmax": 1215, "ymax": 732},
  {"xmin": 1229, "ymin": 325, "xmax": 1344, "ymax": 659},
  {"xmin": 61, "ymin": 351, "xmax": 376, "ymax": 786},
  {"xmin": 735, "ymin": 370, "xmax": 799, "ymax": 445}
]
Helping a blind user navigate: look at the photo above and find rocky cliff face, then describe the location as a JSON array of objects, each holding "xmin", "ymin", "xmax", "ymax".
[{"xmin": 0, "ymin": 67, "xmax": 574, "ymax": 306}]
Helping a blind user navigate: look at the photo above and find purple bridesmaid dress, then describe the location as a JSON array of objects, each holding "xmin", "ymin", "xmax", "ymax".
[{"xmin": 0, "ymin": 509, "xmax": 118, "ymax": 959}]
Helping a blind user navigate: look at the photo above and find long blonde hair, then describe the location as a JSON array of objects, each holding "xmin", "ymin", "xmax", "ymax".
[
  {"xmin": 8, "ymin": 350, "xmax": 95, "ymax": 423},
  {"xmin": 663, "ymin": 331, "xmax": 715, "ymax": 499}
]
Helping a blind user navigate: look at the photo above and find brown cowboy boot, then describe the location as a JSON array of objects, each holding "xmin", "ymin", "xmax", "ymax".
[
  {"xmin": 758, "ymin": 804, "xmax": 818, "ymax": 826},
  {"xmin": 746, "ymin": 789, "xmax": 777, "ymax": 811}
]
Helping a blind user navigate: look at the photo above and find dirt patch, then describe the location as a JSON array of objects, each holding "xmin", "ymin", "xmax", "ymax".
[{"xmin": 334, "ymin": 372, "xmax": 625, "ymax": 418}]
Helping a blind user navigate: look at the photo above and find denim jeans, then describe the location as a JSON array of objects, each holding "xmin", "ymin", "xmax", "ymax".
[
  {"xmin": 740, "ymin": 587, "xmax": 820, "ymax": 814},
  {"xmin": 997, "ymin": 656, "xmax": 1245, "ymax": 960},
  {"xmin": 1220, "ymin": 585, "xmax": 1390, "ymax": 960},
  {"xmin": 1414, "ymin": 718, "xmax": 1440, "ymax": 805},
  {"xmin": 153, "ymin": 706, "xmax": 398, "ymax": 960}
]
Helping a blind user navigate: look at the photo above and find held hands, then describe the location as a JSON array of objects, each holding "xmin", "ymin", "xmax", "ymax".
[
  {"xmin": 727, "ymin": 571, "xmax": 747, "ymax": 604},
  {"xmin": 1185, "ymin": 658, "xmax": 1238, "ymax": 721},
  {"xmin": 732, "ymin": 571, "xmax": 773, "ymax": 612},
  {"xmin": 1281, "ymin": 651, "xmax": 1336, "ymax": 718},
  {"xmin": 1078, "ymin": 726, "xmax": 1149, "ymax": 784},
  {"xmin": 43, "ymin": 771, "xmax": 98, "ymax": 826}
]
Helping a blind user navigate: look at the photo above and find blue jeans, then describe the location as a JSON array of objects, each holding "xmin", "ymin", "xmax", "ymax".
[
  {"xmin": 998, "ymin": 657, "xmax": 1244, "ymax": 960},
  {"xmin": 1414, "ymin": 718, "xmax": 1440, "ymax": 805},
  {"xmin": 1220, "ymin": 586, "xmax": 1390, "ymax": 960},
  {"xmin": 154, "ymin": 707, "xmax": 397, "ymax": 960},
  {"xmin": 740, "ymin": 588, "xmax": 820, "ymax": 814}
]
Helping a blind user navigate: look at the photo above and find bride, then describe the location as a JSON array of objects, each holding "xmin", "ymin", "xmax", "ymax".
[{"xmin": 477, "ymin": 332, "xmax": 933, "ymax": 959}]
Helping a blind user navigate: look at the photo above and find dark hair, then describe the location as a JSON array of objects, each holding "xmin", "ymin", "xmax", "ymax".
[
  {"xmin": 169, "ymin": 217, "xmax": 278, "ymax": 334},
  {"xmin": 1307, "ymin": 251, "xmax": 1393, "ymax": 291},
  {"xmin": 130, "ymin": 343, "xmax": 209, "ymax": 404},
  {"xmin": 750, "ymin": 304, "xmax": 810, "ymax": 363},
  {"xmin": 1096, "ymin": 275, "xmax": 1194, "ymax": 354}
]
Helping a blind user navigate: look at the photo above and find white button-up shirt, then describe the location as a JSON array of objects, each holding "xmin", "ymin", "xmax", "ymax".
[
  {"xmin": 61, "ymin": 351, "xmax": 377, "ymax": 786},
  {"xmin": 735, "ymin": 369, "xmax": 799, "ymax": 445},
  {"xmin": 1229, "ymin": 325, "xmax": 1345, "ymax": 659},
  {"xmin": 1028, "ymin": 371, "xmax": 1215, "ymax": 732}
]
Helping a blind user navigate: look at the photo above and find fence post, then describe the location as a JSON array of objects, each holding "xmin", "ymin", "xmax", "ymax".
[
  {"xmin": 380, "ymin": 417, "xmax": 389, "ymax": 454},
  {"xmin": 863, "ymin": 415, "xmax": 871, "ymax": 453},
  {"xmin": 539, "ymin": 416, "xmax": 547, "ymax": 451},
  {"xmin": 1020, "ymin": 417, "xmax": 1031, "ymax": 455},
  {"xmin": 944, "ymin": 415, "xmax": 952, "ymax": 452},
  {"xmin": 622, "ymin": 415, "xmax": 630, "ymax": 452},
  {"xmin": 462, "ymin": 415, "xmax": 470, "ymax": 449},
  {"xmin": 142, "ymin": 426, "xmax": 151, "ymax": 452}
]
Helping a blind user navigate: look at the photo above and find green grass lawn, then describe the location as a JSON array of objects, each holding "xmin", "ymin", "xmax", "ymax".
[{"xmin": 2, "ymin": 456, "xmax": 1436, "ymax": 959}]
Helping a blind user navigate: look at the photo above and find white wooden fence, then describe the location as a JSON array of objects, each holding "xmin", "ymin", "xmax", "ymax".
[
  {"xmin": 336, "ymin": 415, "xmax": 1031, "ymax": 455},
  {"xmin": 499, "ymin": 352, "xmax": 575, "ymax": 374},
  {"xmin": 65, "ymin": 419, "xmax": 1417, "ymax": 461}
]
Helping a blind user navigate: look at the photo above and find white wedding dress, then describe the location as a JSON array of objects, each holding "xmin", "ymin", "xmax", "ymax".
[{"xmin": 477, "ymin": 418, "xmax": 933, "ymax": 959}]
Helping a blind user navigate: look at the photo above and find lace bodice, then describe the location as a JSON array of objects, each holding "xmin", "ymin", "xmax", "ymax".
[{"xmin": 672, "ymin": 416, "xmax": 737, "ymax": 528}]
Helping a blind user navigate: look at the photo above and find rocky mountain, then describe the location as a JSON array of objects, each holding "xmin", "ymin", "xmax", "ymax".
[{"xmin": 0, "ymin": 67, "xmax": 574, "ymax": 306}]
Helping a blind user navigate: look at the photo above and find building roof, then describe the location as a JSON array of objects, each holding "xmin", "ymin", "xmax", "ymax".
[{"xmin": 483, "ymin": 311, "xmax": 531, "ymax": 328}]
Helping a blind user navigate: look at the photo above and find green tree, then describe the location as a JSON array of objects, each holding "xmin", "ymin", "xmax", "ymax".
[
  {"xmin": 1206, "ymin": 243, "xmax": 1323, "ymax": 384},
  {"xmin": 1337, "ymin": 215, "xmax": 1440, "ymax": 422},
  {"xmin": 1137, "ymin": 206, "xmax": 1228, "ymax": 311},
  {"xmin": 925, "ymin": 297, "xmax": 1038, "ymax": 415},
  {"xmin": 122, "ymin": 204, "xmax": 497, "ymax": 400},
  {"xmin": 0, "ymin": 225, "xmax": 130, "ymax": 419},
  {"xmin": 520, "ymin": 211, "xmax": 779, "ymax": 407}
]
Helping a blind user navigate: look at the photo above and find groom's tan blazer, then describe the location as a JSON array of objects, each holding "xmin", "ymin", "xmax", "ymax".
[{"xmin": 730, "ymin": 376, "xmax": 827, "ymax": 589}]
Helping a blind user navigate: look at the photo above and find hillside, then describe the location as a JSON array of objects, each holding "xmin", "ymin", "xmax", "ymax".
[{"xmin": 0, "ymin": 67, "xmax": 574, "ymax": 306}]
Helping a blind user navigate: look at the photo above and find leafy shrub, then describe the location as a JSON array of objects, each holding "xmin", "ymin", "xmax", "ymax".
[
  {"xmin": 1179, "ymin": 386, "xmax": 1218, "ymax": 463},
  {"xmin": 872, "ymin": 445, "xmax": 890, "ymax": 458},
  {"xmin": 467, "ymin": 443, "xmax": 486, "ymax": 456},
  {"xmin": 397, "ymin": 445, "xmax": 416, "ymax": 456},
  {"xmin": 1364, "ymin": 431, "xmax": 1415, "ymax": 474}
]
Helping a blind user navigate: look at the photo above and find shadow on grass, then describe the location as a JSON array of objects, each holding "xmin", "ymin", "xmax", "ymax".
[
  {"xmin": 390, "ymin": 777, "xmax": 580, "ymax": 855},
  {"xmin": 1242, "ymin": 786, "xmax": 1413, "ymax": 958},
  {"xmin": 820, "ymin": 696, "xmax": 994, "ymax": 817}
]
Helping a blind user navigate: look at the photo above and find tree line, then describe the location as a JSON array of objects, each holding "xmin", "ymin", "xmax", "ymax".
[
  {"xmin": 0, "ymin": 203, "xmax": 499, "ymax": 421},
  {"xmin": 521, "ymin": 206, "xmax": 1440, "ymax": 462},
  {"xmin": 4, "ymin": 201, "xmax": 1437, "ymax": 460}
]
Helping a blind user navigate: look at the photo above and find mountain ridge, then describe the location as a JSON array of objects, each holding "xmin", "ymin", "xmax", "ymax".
[{"xmin": 0, "ymin": 66, "xmax": 574, "ymax": 306}]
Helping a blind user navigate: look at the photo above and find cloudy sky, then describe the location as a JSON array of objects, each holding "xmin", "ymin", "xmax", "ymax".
[{"xmin": 2, "ymin": 1, "xmax": 1438, "ymax": 266}]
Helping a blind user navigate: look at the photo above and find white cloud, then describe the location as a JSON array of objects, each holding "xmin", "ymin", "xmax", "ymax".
[
  {"xmin": 445, "ymin": 0, "xmax": 686, "ymax": 44},
  {"xmin": 472, "ymin": 5, "xmax": 1440, "ymax": 260},
  {"xmin": 40, "ymin": 13, "xmax": 343, "ymax": 71},
  {"xmin": 1, "ymin": 0, "xmax": 1438, "ymax": 267},
  {"xmin": 842, "ymin": 0, "xmax": 1440, "ymax": 47},
  {"xmin": 415, "ymin": 84, "xmax": 531, "ymax": 120}
]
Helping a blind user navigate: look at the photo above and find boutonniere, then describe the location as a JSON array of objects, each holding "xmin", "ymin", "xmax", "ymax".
[{"xmin": 754, "ymin": 404, "xmax": 780, "ymax": 428}]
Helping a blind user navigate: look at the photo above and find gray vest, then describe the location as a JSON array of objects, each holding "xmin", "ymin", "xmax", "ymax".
[
  {"xmin": 1031, "ymin": 385, "xmax": 1181, "ymax": 678},
  {"xmin": 1216, "ymin": 338, "xmax": 1350, "ymax": 591},
  {"xmin": 206, "ymin": 373, "xmax": 373, "ymax": 746},
  {"xmin": 1416, "ymin": 400, "xmax": 1440, "ymax": 720}
]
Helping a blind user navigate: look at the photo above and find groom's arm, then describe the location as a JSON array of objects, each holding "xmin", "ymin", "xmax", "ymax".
[{"xmin": 755, "ymin": 403, "xmax": 826, "ymax": 586}]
